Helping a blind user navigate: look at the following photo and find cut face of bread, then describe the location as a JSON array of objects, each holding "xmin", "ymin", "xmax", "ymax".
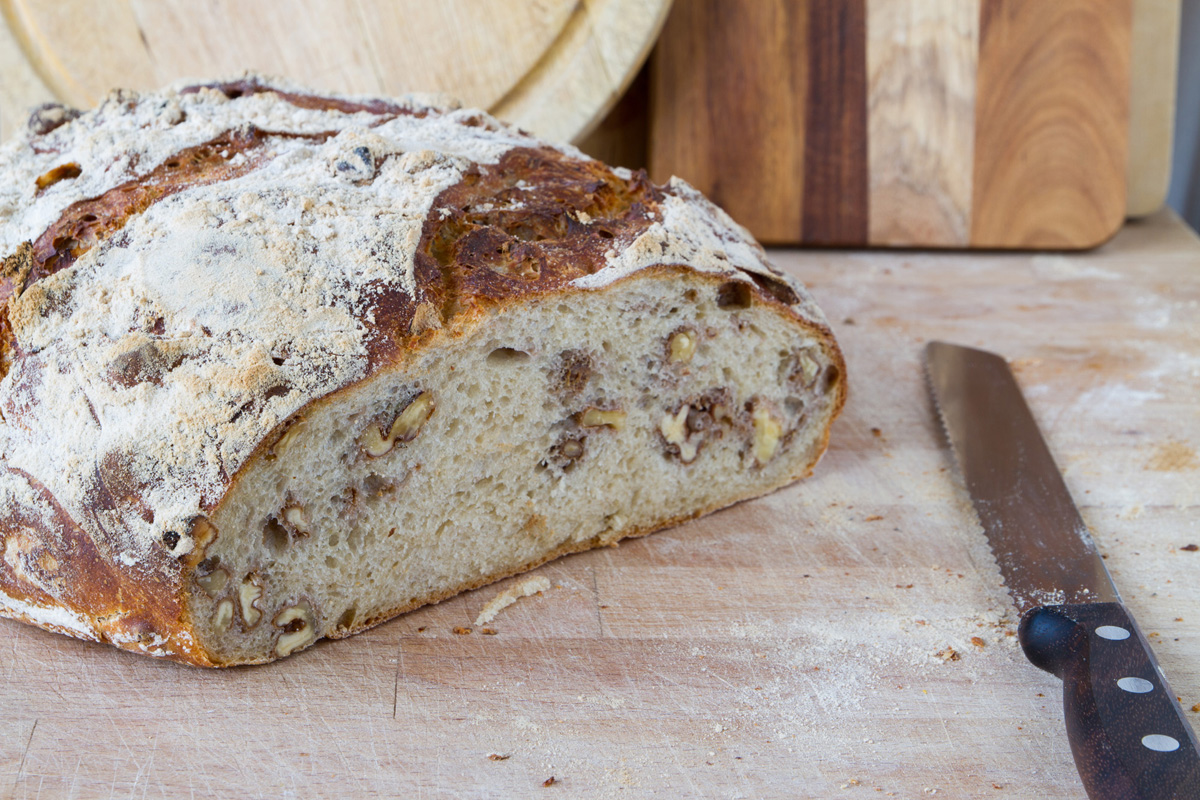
[
  {"xmin": 194, "ymin": 270, "xmax": 842, "ymax": 663},
  {"xmin": 0, "ymin": 75, "xmax": 844, "ymax": 665}
]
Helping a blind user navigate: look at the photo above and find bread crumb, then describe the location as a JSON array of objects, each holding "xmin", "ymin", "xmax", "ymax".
[
  {"xmin": 475, "ymin": 575, "xmax": 552, "ymax": 626},
  {"xmin": 970, "ymin": 637, "xmax": 986, "ymax": 649},
  {"xmin": 1181, "ymin": 544, "xmax": 1199, "ymax": 551},
  {"xmin": 488, "ymin": 753, "xmax": 510, "ymax": 761},
  {"xmin": 543, "ymin": 776, "xmax": 557, "ymax": 787},
  {"xmin": 481, "ymin": 627, "xmax": 498, "ymax": 635},
  {"xmin": 452, "ymin": 626, "xmax": 472, "ymax": 635},
  {"xmin": 936, "ymin": 647, "xmax": 961, "ymax": 662}
]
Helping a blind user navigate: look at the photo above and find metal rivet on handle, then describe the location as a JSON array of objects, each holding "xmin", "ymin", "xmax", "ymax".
[
  {"xmin": 1095, "ymin": 625, "xmax": 1131, "ymax": 641},
  {"xmin": 1142, "ymin": 734, "xmax": 1181, "ymax": 752},
  {"xmin": 1117, "ymin": 677, "xmax": 1155, "ymax": 694}
]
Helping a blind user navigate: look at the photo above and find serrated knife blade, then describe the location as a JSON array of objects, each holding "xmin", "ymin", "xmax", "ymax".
[
  {"xmin": 924, "ymin": 340, "xmax": 1117, "ymax": 614},
  {"xmin": 924, "ymin": 341, "xmax": 1200, "ymax": 800}
]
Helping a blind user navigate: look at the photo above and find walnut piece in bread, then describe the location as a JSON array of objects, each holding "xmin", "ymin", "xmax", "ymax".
[{"xmin": 0, "ymin": 75, "xmax": 845, "ymax": 665}]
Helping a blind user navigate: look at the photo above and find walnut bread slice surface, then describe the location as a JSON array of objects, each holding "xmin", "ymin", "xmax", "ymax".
[{"xmin": 0, "ymin": 74, "xmax": 845, "ymax": 666}]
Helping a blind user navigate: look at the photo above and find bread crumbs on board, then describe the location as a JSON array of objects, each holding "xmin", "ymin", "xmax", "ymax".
[{"xmin": 474, "ymin": 574, "xmax": 552, "ymax": 626}]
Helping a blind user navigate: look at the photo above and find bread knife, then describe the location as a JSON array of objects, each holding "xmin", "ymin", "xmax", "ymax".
[{"xmin": 924, "ymin": 341, "xmax": 1200, "ymax": 800}]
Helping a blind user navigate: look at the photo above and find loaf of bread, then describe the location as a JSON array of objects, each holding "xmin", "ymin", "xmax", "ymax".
[{"xmin": 0, "ymin": 76, "xmax": 845, "ymax": 666}]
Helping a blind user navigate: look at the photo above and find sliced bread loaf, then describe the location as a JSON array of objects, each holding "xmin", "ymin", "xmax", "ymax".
[{"xmin": 0, "ymin": 76, "xmax": 844, "ymax": 665}]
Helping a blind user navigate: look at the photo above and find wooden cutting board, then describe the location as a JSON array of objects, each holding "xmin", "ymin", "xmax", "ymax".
[
  {"xmin": 0, "ymin": 0, "xmax": 670, "ymax": 144},
  {"xmin": 649, "ymin": 0, "xmax": 1134, "ymax": 248},
  {"xmin": 0, "ymin": 210, "xmax": 1197, "ymax": 797},
  {"xmin": 1126, "ymin": 0, "xmax": 1181, "ymax": 217}
]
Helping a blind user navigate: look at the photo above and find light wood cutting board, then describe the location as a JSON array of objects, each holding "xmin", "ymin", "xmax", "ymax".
[
  {"xmin": 1126, "ymin": 0, "xmax": 1181, "ymax": 217},
  {"xmin": 649, "ymin": 0, "xmax": 1135, "ymax": 249},
  {"xmin": 0, "ymin": 0, "xmax": 671, "ymax": 144},
  {"xmin": 0, "ymin": 209, "xmax": 1197, "ymax": 798}
]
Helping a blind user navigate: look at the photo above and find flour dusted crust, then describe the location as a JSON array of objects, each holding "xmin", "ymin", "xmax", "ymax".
[{"xmin": 0, "ymin": 75, "xmax": 845, "ymax": 665}]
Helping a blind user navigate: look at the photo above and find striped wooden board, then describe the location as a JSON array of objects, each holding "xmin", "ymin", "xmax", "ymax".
[{"xmin": 648, "ymin": 0, "xmax": 1134, "ymax": 249}]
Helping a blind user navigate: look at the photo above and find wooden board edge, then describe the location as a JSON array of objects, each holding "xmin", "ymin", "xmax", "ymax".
[
  {"xmin": 490, "ymin": 0, "xmax": 673, "ymax": 144},
  {"xmin": 0, "ymin": 7, "xmax": 57, "ymax": 142},
  {"xmin": 1126, "ymin": 0, "xmax": 1180, "ymax": 218}
]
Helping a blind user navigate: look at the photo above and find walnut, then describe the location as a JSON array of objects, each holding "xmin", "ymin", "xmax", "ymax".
[
  {"xmin": 579, "ymin": 407, "xmax": 626, "ymax": 430},
  {"xmin": 263, "ymin": 499, "xmax": 311, "ymax": 553},
  {"xmin": 282, "ymin": 504, "xmax": 310, "ymax": 536},
  {"xmin": 190, "ymin": 516, "xmax": 219, "ymax": 549},
  {"xmin": 239, "ymin": 574, "xmax": 264, "ymax": 628},
  {"xmin": 551, "ymin": 349, "xmax": 594, "ymax": 400},
  {"xmin": 752, "ymin": 403, "xmax": 783, "ymax": 465},
  {"xmin": 790, "ymin": 347, "xmax": 821, "ymax": 387},
  {"xmin": 359, "ymin": 392, "xmax": 434, "ymax": 458},
  {"xmin": 213, "ymin": 599, "xmax": 234, "ymax": 634},
  {"xmin": 659, "ymin": 405, "xmax": 698, "ymax": 463},
  {"xmin": 668, "ymin": 329, "xmax": 697, "ymax": 363},
  {"xmin": 195, "ymin": 567, "xmax": 229, "ymax": 597},
  {"xmin": 359, "ymin": 425, "xmax": 392, "ymax": 458},
  {"xmin": 274, "ymin": 601, "xmax": 316, "ymax": 657},
  {"xmin": 543, "ymin": 436, "xmax": 585, "ymax": 473},
  {"xmin": 268, "ymin": 418, "xmax": 307, "ymax": 461},
  {"xmin": 659, "ymin": 389, "xmax": 735, "ymax": 463}
]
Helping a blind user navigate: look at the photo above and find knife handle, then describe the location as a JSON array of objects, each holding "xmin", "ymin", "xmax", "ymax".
[{"xmin": 1019, "ymin": 603, "xmax": 1200, "ymax": 800}]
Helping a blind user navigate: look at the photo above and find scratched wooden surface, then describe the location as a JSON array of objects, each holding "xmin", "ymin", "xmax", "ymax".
[{"xmin": 2, "ymin": 211, "xmax": 1199, "ymax": 798}]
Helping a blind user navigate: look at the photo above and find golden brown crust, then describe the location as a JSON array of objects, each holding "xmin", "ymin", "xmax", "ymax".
[
  {"xmin": 0, "ymin": 467, "xmax": 216, "ymax": 664},
  {"xmin": 361, "ymin": 146, "xmax": 664, "ymax": 367}
]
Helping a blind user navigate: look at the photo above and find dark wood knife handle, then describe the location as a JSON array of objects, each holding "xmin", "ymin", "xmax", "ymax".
[{"xmin": 1019, "ymin": 602, "xmax": 1200, "ymax": 799}]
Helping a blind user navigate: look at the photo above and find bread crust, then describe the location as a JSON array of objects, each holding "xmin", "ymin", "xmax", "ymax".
[{"xmin": 0, "ymin": 75, "xmax": 844, "ymax": 665}]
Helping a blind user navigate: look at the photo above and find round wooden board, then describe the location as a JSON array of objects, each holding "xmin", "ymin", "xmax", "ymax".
[{"xmin": 0, "ymin": 0, "xmax": 670, "ymax": 144}]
